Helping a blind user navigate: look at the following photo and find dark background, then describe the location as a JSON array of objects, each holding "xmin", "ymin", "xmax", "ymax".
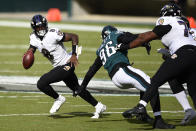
[{"xmin": 0, "ymin": 0, "xmax": 195, "ymax": 17}]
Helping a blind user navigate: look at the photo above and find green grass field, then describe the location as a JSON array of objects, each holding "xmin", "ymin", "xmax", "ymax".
[
  {"xmin": 0, "ymin": 92, "xmax": 196, "ymax": 131},
  {"xmin": 0, "ymin": 21, "xmax": 196, "ymax": 130}
]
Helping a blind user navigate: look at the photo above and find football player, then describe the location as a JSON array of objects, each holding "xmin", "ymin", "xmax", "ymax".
[
  {"xmin": 157, "ymin": 17, "xmax": 196, "ymax": 125},
  {"xmin": 117, "ymin": 3, "xmax": 196, "ymax": 127},
  {"xmin": 24, "ymin": 14, "xmax": 106, "ymax": 118},
  {"xmin": 76, "ymin": 25, "xmax": 174, "ymax": 127}
]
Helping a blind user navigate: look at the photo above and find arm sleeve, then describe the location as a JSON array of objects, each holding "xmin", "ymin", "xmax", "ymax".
[
  {"xmin": 81, "ymin": 57, "xmax": 103, "ymax": 88},
  {"xmin": 117, "ymin": 32, "xmax": 138, "ymax": 44},
  {"xmin": 152, "ymin": 25, "xmax": 172, "ymax": 38}
]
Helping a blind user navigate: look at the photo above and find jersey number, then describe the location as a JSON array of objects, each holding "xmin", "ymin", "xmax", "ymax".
[
  {"xmin": 41, "ymin": 48, "xmax": 54, "ymax": 61},
  {"xmin": 178, "ymin": 21, "xmax": 189, "ymax": 37},
  {"xmin": 99, "ymin": 41, "xmax": 116, "ymax": 65}
]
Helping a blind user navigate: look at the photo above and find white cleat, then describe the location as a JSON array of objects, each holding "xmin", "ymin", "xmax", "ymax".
[
  {"xmin": 49, "ymin": 95, "xmax": 66, "ymax": 114},
  {"xmin": 91, "ymin": 102, "xmax": 106, "ymax": 119}
]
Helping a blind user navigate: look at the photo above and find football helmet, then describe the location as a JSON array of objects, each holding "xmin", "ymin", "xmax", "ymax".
[
  {"xmin": 31, "ymin": 14, "xmax": 48, "ymax": 37},
  {"xmin": 101, "ymin": 25, "xmax": 117, "ymax": 39},
  {"xmin": 160, "ymin": 4, "xmax": 182, "ymax": 17}
]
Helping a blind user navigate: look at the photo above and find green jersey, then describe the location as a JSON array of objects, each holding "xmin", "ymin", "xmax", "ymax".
[{"xmin": 96, "ymin": 31, "xmax": 130, "ymax": 73}]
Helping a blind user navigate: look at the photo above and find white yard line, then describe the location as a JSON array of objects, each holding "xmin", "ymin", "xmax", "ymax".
[
  {"xmin": 0, "ymin": 75, "xmax": 171, "ymax": 90},
  {"xmin": 0, "ymin": 110, "xmax": 184, "ymax": 117},
  {"xmin": 0, "ymin": 20, "xmax": 151, "ymax": 33}
]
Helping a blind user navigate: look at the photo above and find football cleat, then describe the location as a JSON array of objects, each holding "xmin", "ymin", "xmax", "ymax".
[
  {"xmin": 136, "ymin": 113, "xmax": 154, "ymax": 124},
  {"xmin": 50, "ymin": 95, "xmax": 66, "ymax": 114},
  {"xmin": 181, "ymin": 108, "xmax": 196, "ymax": 125},
  {"xmin": 153, "ymin": 117, "xmax": 175, "ymax": 129},
  {"xmin": 91, "ymin": 102, "xmax": 106, "ymax": 119},
  {"xmin": 122, "ymin": 104, "xmax": 147, "ymax": 119}
]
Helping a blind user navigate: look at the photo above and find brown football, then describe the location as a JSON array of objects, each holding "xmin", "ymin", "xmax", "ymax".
[{"xmin": 22, "ymin": 50, "xmax": 34, "ymax": 69}]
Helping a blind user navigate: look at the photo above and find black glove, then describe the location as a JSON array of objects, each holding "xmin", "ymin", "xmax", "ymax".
[
  {"xmin": 157, "ymin": 48, "xmax": 171, "ymax": 60},
  {"xmin": 142, "ymin": 42, "xmax": 151, "ymax": 55}
]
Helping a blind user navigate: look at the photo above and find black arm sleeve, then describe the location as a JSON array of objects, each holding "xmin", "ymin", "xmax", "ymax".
[
  {"xmin": 152, "ymin": 25, "xmax": 172, "ymax": 38},
  {"xmin": 29, "ymin": 45, "xmax": 37, "ymax": 53},
  {"xmin": 81, "ymin": 56, "xmax": 103, "ymax": 88},
  {"xmin": 117, "ymin": 32, "xmax": 138, "ymax": 44}
]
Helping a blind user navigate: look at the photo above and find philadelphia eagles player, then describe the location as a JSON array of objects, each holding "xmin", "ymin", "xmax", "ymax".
[
  {"xmin": 76, "ymin": 25, "xmax": 172, "ymax": 127},
  {"xmin": 24, "ymin": 14, "xmax": 106, "ymax": 119}
]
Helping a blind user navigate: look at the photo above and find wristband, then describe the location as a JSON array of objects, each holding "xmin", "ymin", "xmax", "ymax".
[{"xmin": 72, "ymin": 45, "xmax": 78, "ymax": 55}]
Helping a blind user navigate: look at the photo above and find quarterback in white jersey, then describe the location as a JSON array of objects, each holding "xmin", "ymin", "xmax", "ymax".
[
  {"xmin": 117, "ymin": 3, "xmax": 196, "ymax": 128},
  {"xmin": 30, "ymin": 27, "xmax": 72, "ymax": 67},
  {"xmin": 24, "ymin": 15, "xmax": 106, "ymax": 118}
]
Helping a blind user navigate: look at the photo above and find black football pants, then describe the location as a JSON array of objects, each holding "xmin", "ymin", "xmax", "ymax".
[
  {"xmin": 142, "ymin": 45, "xmax": 196, "ymax": 106},
  {"xmin": 37, "ymin": 63, "xmax": 98, "ymax": 106}
]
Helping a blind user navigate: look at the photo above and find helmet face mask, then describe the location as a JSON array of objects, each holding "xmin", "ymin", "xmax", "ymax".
[
  {"xmin": 101, "ymin": 25, "xmax": 117, "ymax": 40},
  {"xmin": 31, "ymin": 15, "xmax": 48, "ymax": 37},
  {"xmin": 160, "ymin": 4, "xmax": 182, "ymax": 17}
]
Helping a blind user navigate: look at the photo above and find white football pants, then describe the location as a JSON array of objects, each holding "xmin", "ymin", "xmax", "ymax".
[{"xmin": 111, "ymin": 66, "xmax": 151, "ymax": 92}]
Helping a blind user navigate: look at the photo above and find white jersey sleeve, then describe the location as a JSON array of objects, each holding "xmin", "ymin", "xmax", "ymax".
[
  {"xmin": 29, "ymin": 33, "xmax": 39, "ymax": 48},
  {"xmin": 156, "ymin": 17, "xmax": 171, "ymax": 26},
  {"xmin": 48, "ymin": 28, "xmax": 64, "ymax": 42}
]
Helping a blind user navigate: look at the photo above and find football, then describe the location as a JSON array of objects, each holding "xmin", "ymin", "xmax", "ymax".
[{"xmin": 22, "ymin": 50, "xmax": 34, "ymax": 69}]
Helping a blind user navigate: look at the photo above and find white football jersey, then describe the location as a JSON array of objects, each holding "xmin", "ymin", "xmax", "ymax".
[
  {"xmin": 29, "ymin": 28, "xmax": 72, "ymax": 67},
  {"xmin": 156, "ymin": 16, "xmax": 196, "ymax": 54}
]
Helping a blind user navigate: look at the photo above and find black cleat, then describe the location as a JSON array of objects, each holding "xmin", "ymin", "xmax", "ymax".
[
  {"xmin": 153, "ymin": 117, "xmax": 175, "ymax": 129},
  {"xmin": 136, "ymin": 113, "xmax": 154, "ymax": 124},
  {"xmin": 122, "ymin": 104, "xmax": 147, "ymax": 118},
  {"xmin": 122, "ymin": 108, "xmax": 135, "ymax": 118}
]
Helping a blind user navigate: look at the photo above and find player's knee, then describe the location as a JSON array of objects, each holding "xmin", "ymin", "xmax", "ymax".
[{"xmin": 37, "ymin": 79, "xmax": 46, "ymax": 90}]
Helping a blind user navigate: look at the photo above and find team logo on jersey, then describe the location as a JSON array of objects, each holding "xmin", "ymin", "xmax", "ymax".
[
  {"xmin": 171, "ymin": 54, "xmax": 177, "ymax": 59},
  {"xmin": 64, "ymin": 65, "xmax": 71, "ymax": 71},
  {"xmin": 158, "ymin": 18, "xmax": 164, "ymax": 25}
]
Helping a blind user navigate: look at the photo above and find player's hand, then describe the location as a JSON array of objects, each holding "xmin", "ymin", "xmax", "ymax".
[
  {"xmin": 70, "ymin": 54, "xmax": 78, "ymax": 67},
  {"xmin": 115, "ymin": 43, "xmax": 129, "ymax": 51},
  {"xmin": 143, "ymin": 42, "xmax": 151, "ymax": 55}
]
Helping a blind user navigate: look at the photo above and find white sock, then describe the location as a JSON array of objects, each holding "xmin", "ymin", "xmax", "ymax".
[
  {"xmin": 174, "ymin": 91, "xmax": 192, "ymax": 111},
  {"xmin": 139, "ymin": 100, "xmax": 147, "ymax": 107}
]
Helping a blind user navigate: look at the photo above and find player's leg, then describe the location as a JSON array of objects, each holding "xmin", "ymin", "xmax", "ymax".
[
  {"xmin": 116, "ymin": 65, "xmax": 175, "ymax": 129},
  {"xmin": 112, "ymin": 66, "xmax": 159, "ymax": 124},
  {"xmin": 63, "ymin": 72, "xmax": 106, "ymax": 119},
  {"xmin": 37, "ymin": 64, "xmax": 74, "ymax": 114},
  {"xmin": 181, "ymin": 74, "xmax": 196, "ymax": 125},
  {"xmin": 168, "ymin": 79, "xmax": 196, "ymax": 125}
]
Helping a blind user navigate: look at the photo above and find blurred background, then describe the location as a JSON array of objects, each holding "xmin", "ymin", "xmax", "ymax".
[{"xmin": 0, "ymin": 0, "xmax": 196, "ymax": 23}]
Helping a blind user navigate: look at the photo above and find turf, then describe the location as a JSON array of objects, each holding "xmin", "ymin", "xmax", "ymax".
[{"xmin": 0, "ymin": 92, "xmax": 195, "ymax": 131}]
